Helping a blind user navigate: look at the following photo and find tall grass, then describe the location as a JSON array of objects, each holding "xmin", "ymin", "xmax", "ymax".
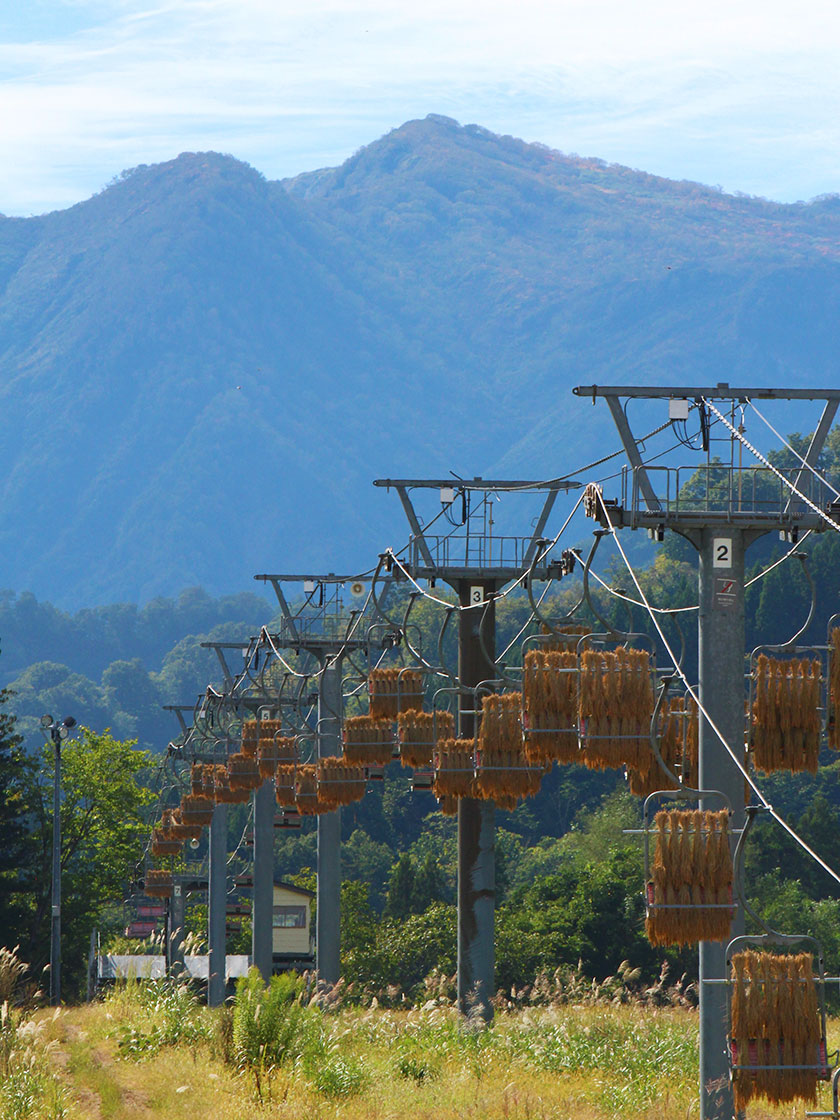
[{"xmin": 107, "ymin": 977, "xmax": 213, "ymax": 1058}]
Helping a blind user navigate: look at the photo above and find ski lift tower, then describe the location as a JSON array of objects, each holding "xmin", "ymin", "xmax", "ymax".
[
  {"xmin": 574, "ymin": 383, "xmax": 840, "ymax": 1120},
  {"xmin": 253, "ymin": 573, "xmax": 370, "ymax": 987},
  {"xmin": 373, "ymin": 476, "xmax": 581, "ymax": 1020}
]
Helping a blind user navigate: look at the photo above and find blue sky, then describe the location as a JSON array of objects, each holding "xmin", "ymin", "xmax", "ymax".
[{"xmin": 2, "ymin": 0, "xmax": 840, "ymax": 216}]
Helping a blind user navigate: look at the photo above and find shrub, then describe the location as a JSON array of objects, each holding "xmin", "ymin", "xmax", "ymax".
[{"xmin": 229, "ymin": 969, "xmax": 317, "ymax": 1098}]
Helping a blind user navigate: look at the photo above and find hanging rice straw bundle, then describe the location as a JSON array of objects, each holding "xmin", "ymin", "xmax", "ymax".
[
  {"xmin": 397, "ymin": 709, "xmax": 455, "ymax": 768},
  {"xmin": 475, "ymin": 693, "xmax": 545, "ymax": 806},
  {"xmin": 275, "ymin": 764, "xmax": 296, "ymax": 806},
  {"xmin": 433, "ymin": 739, "xmax": 476, "ymax": 799},
  {"xmin": 258, "ymin": 735, "xmax": 296, "ymax": 778},
  {"xmin": 317, "ymin": 759, "xmax": 367, "ymax": 808},
  {"xmin": 752, "ymin": 654, "xmax": 822, "ymax": 773},
  {"xmin": 295, "ymin": 763, "xmax": 330, "ymax": 815},
  {"xmin": 829, "ymin": 629, "xmax": 840, "ymax": 750},
  {"xmin": 257, "ymin": 719, "xmax": 284, "ymax": 744},
  {"xmin": 145, "ymin": 869, "xmax": 174, "ymax": 898},
  {"xmin": 240, "ymin": 719, "xmax": 261, "ymax": 758},
  {"xmin": 343, "ymin": 715, "xmax": 396, "ymax": 765},
  {"xmin": 627, "ymin": 695, "xmax": 699, "ymax": 798},
  {"xmin": 730, "ymin": 950, "xmax": 825, "ymax": 1110},
  {"xmin": 228, "ymin": 752, "xmax": 262, "ymax": 791},
  {"xmin": 645, "ymin": 808, "xmax": 733, "ymax": 945},
  {"xmin": 190, "ymin": 762, "xmax": 204, "ymax": 797},
  {"xmin": 151, "ymin": 812, "xmax": 182, "ymax": 857},
  {"xmin": 210, "ymin": 763, "xmax": 240, "ymax": 804},
  {"xmin": 522, "ymin": 648, "xmax": 580, "ymax": 764},
  {"xmin": 167, "ymin": 808, "xmax": 202, "ymax": 841},
  {"xmin": 179, "ymin": 793, "xmax": 214, "ymax": 827},
  {"xmin": 580, "ymin": 648, "xmax": 653, "ymax": 769},
  {"xmin": 368, "ymin": 668, "xmax": 425, "ymax": 719}
]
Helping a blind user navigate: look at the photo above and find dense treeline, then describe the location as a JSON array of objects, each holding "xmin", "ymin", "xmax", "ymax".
[{"xmin": 6, "ymin": 422, "xmax": 840, "ymax": 1000}]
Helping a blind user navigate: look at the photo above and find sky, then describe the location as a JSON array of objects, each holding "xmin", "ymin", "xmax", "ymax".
[{"xmin": 1, "ymin": 0, "xmax": 840, "ymax": 216}]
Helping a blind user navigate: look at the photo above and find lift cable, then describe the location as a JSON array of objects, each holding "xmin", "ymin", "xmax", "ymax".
[
  {"xmin": 748, "ymin": 401, "xmax": 840, "ymax": 501},
  {"xmin": 593, "ymin": 487, "xmax": 840, "ymax": 893},
  {"xmin": 585, "ymin": 528, "xmax": 814, "ymax": 618},
  {"xmin": 703, "ymin": 398, "xmax": 840, "ymax": 537}
]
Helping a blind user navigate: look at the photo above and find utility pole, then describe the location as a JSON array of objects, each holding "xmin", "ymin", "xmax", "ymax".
[
  {"xmin": 40, "ymin": 714, "xmax": 76, "ymax": 1007},
  {"xmin": 373, "ymin": 477, "xmax": 579, "ymax": 1019},
  {"xmin": 574, "ymin": 383, "xmax": 840, "ymax": 1120}
]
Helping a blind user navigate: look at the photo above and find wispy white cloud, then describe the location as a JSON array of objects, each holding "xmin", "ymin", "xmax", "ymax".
[{"xmin": 1, "ymin": 0, "xmax": 839, "ymax": 214}]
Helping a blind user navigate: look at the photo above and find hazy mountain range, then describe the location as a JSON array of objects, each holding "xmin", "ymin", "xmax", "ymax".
[{"xmin": 2, "ymin": 113, "xmax": 839, "ymax": 607}]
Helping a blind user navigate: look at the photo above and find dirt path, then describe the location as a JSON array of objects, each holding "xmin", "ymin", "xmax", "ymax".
[{"xmin": 47, "ymin": 1018, "xmax": 151, "ymax": 1120}]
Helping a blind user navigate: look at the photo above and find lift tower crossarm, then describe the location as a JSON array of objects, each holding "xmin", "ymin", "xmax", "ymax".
[
  {"xmin": 254, "ymin": 577, "xmax": 300, "ymax": 643},
  {"xmin": 606, "ymin": 395, "xmax": 662, "ymax": 513},
  {"xmin": 522, "ymin": 487, "xmax": 561, "ymax": 566},
  {"xmin": 199, "ymin": 641, "xmax": 250, "ymax": 690},
  {"xmin": 574, "ymin": 384, "xmax": 840, "ymax": 401},
  {"xmin": 395, "ymin": 485, "xmax": 436, "ymax": 570}
]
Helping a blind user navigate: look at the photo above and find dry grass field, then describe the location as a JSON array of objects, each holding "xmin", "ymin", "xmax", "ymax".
[{"xmin": 3, "ymin": 979, "xmax": 839, "ymax": 1120}]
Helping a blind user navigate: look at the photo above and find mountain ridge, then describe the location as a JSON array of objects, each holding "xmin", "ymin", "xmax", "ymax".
[{"xmin": 1, "ymin": 115, "xmax": 838, "ymax": 607}]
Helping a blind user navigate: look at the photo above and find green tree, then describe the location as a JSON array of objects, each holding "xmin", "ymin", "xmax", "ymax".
[
  {"xmin": 0, "ymin": 686, "xmax": 32, "ymax": 942},
  {"xmin": 384, "ymin": 854, "xmax": 416, "ymax": 920},
  {"xmin": 21, "ymin": 726, "xmax": 155, "ymax": 997}
]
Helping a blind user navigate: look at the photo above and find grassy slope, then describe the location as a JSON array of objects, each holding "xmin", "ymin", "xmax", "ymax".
[{"xmin": 14, "ymin": 993, "xmax": 838, "ymax": 1120}]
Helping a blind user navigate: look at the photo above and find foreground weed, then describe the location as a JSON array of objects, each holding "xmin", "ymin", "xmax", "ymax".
[
  {"xmin": 108, "ymin": 978, "xmax": 212, "ymax": 1059},
  {"xmin": 0, "ymin": 1010, "xmax": 68, "ymax": 1120}
]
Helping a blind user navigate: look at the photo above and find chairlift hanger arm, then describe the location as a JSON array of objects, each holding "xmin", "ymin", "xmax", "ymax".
[
  {"xmin": 779, "ymin": 552, "xmax": 817, "ymax": 649},
  {"xmin": 581, "ymin": 531, "xmax": 635, "ymax": 642}
]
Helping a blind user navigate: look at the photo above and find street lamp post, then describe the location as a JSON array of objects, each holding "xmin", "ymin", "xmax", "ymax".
[{"xmin": 41, "ymin": 714, "xmax": 76, "ymax": 1006}]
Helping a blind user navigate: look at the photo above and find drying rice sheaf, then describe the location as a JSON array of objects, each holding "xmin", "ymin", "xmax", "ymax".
[
  {"xmin": 317, "ymin": 759, "xmax": 367, "ymax": 808},
  {"xmin": 368, "ymin": 668, "xmax": 425, "ymax": 719},
  {"xmin": 342, "ymin": 714, "xmax": 396, "ymax": 765},
  {"xmin": 397, "ymin": 709, "xmax": 455, "ymax": 768},
  {"xmin": 522, "ymin": 648, "xmax": 580, "ymax": 764},
  {"xmin": 433, "ymin": 739, "xmax": 476, "ymax": 800},
  {"xmin": 580, "ymin": 648, "xmax": 654, "ymax": 770},
  {"xmin": 240, "ymin": 718, "xmax": 261, "ymax": 757},
  {"xmin": 752, "ymin": 654, "xmax": 822, "ymax": 773},
  {"xmin": 645, "ymin": 809, "xmax": 733, "ymax": 946},
  {"xmin": 475, "ymin": 692, "xmax": 544, "ymax": 809},
  {"xmin": 626, "ymin": 695, "xmax": 699, "ymax": 799},
  {"xmin": 730, "ymin": 950, "xmax": 825, "ymax": 1110},
  {"xmin": 830, "ymin": 628, "xmax": 840, "ymax": 750}
]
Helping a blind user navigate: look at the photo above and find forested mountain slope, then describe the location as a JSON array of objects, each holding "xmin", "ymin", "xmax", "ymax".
[{"xmin": 2, "ymin": 115, "xmax": 839, "ymax": 605}]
